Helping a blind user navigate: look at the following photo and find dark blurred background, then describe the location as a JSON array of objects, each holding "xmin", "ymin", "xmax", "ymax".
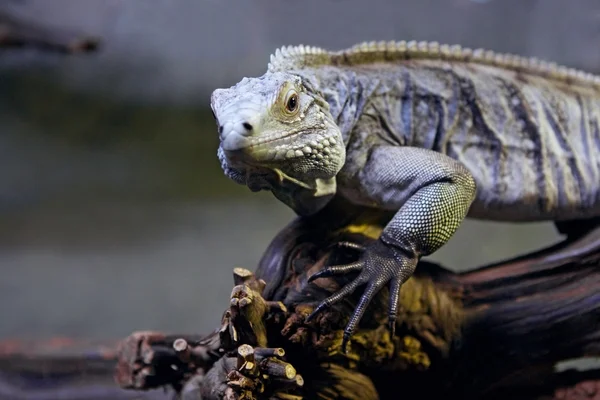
[{"xmin": 0, "ymin": 0, "xmax": 598, "ymax": 345}]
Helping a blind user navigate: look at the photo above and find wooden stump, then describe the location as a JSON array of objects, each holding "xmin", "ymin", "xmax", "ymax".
[{"xmin": 112, "ymin": 200, "xmax": 600, "ymax": 399}]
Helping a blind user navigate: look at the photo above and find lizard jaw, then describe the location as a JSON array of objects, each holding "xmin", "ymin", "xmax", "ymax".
[
  {"xmin": 221, "ymin": 127, "xmax": 306, "ymax": 153},
  {"xmin": 222, "ymin": 126, "xmax": 341, "ymax": 167}
]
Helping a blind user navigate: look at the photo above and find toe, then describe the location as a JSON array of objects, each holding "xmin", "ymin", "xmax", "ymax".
[
  {"xmin": 307, "ymin": 261, "xmax": 363, "ymax": 283},
  {"xmin": 343, "ymin": 281, "xmax": 379, "ymax": 338},
  {"xmin": 387, "ymin": 277, "xmax": 401, "ymax": 337},
  {"xmin": 305, "ymin": 274, "xmax": 367, "ymax": 322}
]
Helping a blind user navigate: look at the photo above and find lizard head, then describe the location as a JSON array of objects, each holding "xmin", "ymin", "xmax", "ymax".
[{"xmin": 210, "ymin": 72, "xmax": 346, "ymax": 215}]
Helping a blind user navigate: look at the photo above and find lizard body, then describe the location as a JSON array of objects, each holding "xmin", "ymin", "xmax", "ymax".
[
  {"xmin": 327, "ymin": 59, "xmax": 600, "ymax": 221},
  {"xmin": 210, "ymin": 41, "xmax": 600, "ymax": 349}
]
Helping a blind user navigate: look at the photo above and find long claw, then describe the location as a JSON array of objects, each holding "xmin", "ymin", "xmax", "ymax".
[
  {"xmin": 305, "ymin": 275, "xmax": 366, "ymax": 322},
  {"xmin": 307, "ymin": 261, "xmax": 363, "ymax": 283},
  {"xmin": 305, "ymin": 302, "xmax": 328, "ymax": 322},
  {"xmin": 387, "ymin": 278, "xmax": 401, "ymax": 338},
  {"xmin": 341, "ymin": 332, "xmax": 351, "ymax": 354}
]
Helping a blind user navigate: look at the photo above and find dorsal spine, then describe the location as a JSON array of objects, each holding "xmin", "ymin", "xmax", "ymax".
[{"xmin": 267, "ymin": 40, "xmax": 600, "ymax": 88}]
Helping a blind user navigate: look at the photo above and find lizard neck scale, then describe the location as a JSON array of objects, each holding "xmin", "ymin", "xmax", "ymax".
[{"xmin": 268, "ymin": 41, "xmax": 600, "ymax": 90}]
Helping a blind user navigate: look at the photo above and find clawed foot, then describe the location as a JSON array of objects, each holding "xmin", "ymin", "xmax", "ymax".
[{"xmin": 306, "ymin": 239, "xmax": 417, "ymax": 352}]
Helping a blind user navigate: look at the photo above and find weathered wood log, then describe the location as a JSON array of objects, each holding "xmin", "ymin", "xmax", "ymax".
[
  {"xmin": 113, "ymin": 199, "xmax": 600, "ymax": 399},
  {"xmin": 251, "ymin": 204, "xmax": 599, "ymax": 400},
  {"xmin": 1, "ymin": 199, "xmax": 598, "ymax": 399}
]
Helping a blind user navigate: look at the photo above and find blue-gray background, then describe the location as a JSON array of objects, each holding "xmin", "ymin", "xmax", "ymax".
[{"xmin": 0, "ymin": 0, "xmax": 596, "ymax": 344}]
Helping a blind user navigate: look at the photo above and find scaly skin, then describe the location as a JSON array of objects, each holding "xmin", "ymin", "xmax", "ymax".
[{"xmin": 210, "ymin": 40, "xmax": 600, "ymax": 351}]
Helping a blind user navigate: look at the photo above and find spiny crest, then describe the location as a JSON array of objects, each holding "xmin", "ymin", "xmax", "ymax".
[
  {"xmin": 267, "ymin": 44, "xmax": 329, "ymax": 73},
  {"xmin": 267, "ymin": 40, "xmax": 600, "ymax": 88}
]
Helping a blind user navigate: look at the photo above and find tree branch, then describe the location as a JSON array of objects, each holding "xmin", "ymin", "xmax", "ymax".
[{"xmin": 0, "ymin": 11, "xmax": 100, "ymax": 53}]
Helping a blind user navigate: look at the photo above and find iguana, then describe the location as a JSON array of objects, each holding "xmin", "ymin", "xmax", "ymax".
[{"xmin": 210, "ymin": 40, "xmax": 600, "ymax": 350}]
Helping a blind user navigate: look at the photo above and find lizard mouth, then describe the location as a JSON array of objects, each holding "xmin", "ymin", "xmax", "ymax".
[
  {"xmin": 246, "ymin": 128, "xmax": 306, "ymax": 149},
  {"xmin": 221, "ymin": 127, "xmax": 307, "ymax": 153},
  {"xmin": 222, "ymin": 127, "xmax": 333, "ymax": 166}
]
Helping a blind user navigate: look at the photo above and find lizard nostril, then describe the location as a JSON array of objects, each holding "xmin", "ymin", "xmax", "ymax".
[
  {"xmin": 219, "ymin": 125, "xmax": 224, "ymax": 134},
  {"xmin": 242, "ymin": 122, "xmax": 253, "ymax": 131}
]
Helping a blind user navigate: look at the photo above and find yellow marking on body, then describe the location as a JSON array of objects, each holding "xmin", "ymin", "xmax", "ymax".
[{"xmin": 342, "ymin": 223, "xmax": 383, "ymax": 240}]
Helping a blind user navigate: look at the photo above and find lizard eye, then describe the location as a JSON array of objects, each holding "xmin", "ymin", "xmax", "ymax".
[{"xmin": 284, "ymin": 90, "xmax": 299, "ymax": 114}]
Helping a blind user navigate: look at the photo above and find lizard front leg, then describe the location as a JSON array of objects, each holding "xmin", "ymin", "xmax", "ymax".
[{"xmin": 306, "ymin": 145, "xmax": 477, "ymax": 351}]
